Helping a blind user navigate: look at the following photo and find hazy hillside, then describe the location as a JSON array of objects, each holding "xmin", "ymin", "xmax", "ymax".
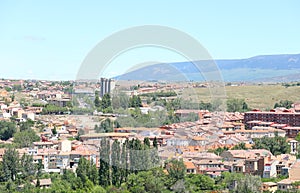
[{"xmin": 115, "ymin": 53, "xmax": 300, "ymax": 82}]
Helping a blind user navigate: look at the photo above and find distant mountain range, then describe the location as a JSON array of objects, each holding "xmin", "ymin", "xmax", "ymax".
[{"xmin": 115, "ymin": 54, "xmax": 300, "ymax": 82}]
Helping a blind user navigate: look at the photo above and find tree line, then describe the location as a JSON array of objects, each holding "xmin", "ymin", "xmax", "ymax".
[
  {"xmin": 98, "ymin": 137, "xmax": 160, "ymax": 187},
  {"xmin": 0, "ymin": 120, "xmax": 40, "ymax": 148}
]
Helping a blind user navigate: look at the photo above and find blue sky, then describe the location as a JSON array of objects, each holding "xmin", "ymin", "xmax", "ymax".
[{"xmin": 0, "ymin": 0, "xmax": 299, "ymax": 80}]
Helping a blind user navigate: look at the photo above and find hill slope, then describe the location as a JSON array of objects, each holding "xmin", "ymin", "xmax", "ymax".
[{"xmin": 115, "ymin": 54, "xmax": 300, "ymax": 82}]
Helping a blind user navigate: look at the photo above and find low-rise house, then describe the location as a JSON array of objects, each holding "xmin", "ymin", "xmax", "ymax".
[
  {"xmin": 220, "ymin": 149, "xmax": 272, "ymax": 162},
  {"xmin": 22, "ymin": 111, "xmax": 35, "ymax": 121},
  {"xmin": 166, "ymin": 137, "xmax": 189, "ymax": 146},
  {"xmin": 184, "ymin": 161, "xmax": 197, "ymax": 174},
  {"xmin": 56, "ymin": 152, "xmax": 70, "ymax": 169},
  {"xmin": 182, "ymin": 152, "xmax": 221, "ymax": 161},
  {"xmin": 223, "ymin": 128, "xmax": 286, "ymax": 138},
  {"xmin": 80, "ymin": 133, "xmax": 136, "ymax": 143},
  {"xmin": 47, "ymin": 98, "xmax": 70, "ymax": 107},
  {"xmin": 289, "ymin": 161, "xmax": 300, "ymax": 181},
  {"xmin": 28, "ymin": 148, "xmax": 38, "ymax": 156},
  {"xmin": 0, "ymin": 89, "xmax": 8, "ymax": 97},
  {"xmin": 67, "ymin": 128, "xmax": 78, "ymax": 137},
  {"xmin": 275, "ymin": 154, "xmax": 296, "ymax": 176},
  {"xmin": 38, "ymin": 148, "xmax": 59, "ymax": 172},
  {"xmin": 263, "ymin": 159, "xmax": 279, "ymax": 178},
  {"xmin": 194, "ymin": 159, "xmax": 228, "ymax": 176},
  {"xmin": 32, "ymin": 178, "xmax": 52, "ymax": 189},
  {"xmin": 221, "ymin": 149, "xmax": 273, "ymax": 175},
  {"xmin": 232, "ymin": 160, "xmax": 245, "ymax": 173},
  {"xmin": 277, "ymin": 179, "xmax": 297, "ymax": 192},
  {"xmin": 245, "ymin": 157, "xmax": 260, "ymax": 175},
  {"xmin": 33, "ymin": 155, "xmax": 43, "ymax": 164},
  {"xmin": 189, "ymin": 136, "xmax": 207, "ymax": 146},
  {"xmin": 262, "ymin": 182, "xmax": 277, "ymax": 193},
  {"xmin": 69, "ymin": 149, "xmax": 97, "ymax": 168},
  {"xmin": 33, "ymin": 141, "xmax": 54, "ymax": 149},
  {"xmin": 276, "ymin": 161, "xmax": 300, "ymax": 192}
]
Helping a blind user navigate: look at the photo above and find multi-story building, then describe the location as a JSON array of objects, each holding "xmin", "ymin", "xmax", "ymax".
[
  {"xmin": 244, "ymin": 109, "xmax": 300, "ymax": 129},
  {"xmin": 100, "ymin": 78, "xmax": 115, "ymax": 97},
  {"xmin": 194, "ymin": 159, "xmax": 228, "ymax": 176}
]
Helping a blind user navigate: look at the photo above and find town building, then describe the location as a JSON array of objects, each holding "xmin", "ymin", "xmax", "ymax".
[
  {"xmin": 244, "ymin": 108, "xmax": 300, "ymax": 129},
  {"xmin": 100, "ymin": 78, "xmax": 115, "ymax": 97}
]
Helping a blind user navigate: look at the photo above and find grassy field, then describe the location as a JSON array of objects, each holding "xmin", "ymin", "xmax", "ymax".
[
  {"xmin": 12, "ymin": 82, "xmax": 300, "ymax": 111},
  {"xmin": 183, "ymin": 84, "xmax": 300, "ymax": 110}
]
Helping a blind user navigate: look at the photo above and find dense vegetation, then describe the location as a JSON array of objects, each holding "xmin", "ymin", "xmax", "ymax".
[
  {"xmin": 94, "ymin": 92, "xmax": 113, "ymax": 113},
  {"xmin": 0, "ymin": 121, "xmax": 17, "ymax": 140},
  {"xmin": 0, "ymin": 145, "xmax": 266, "ymax": 193},
  {"xmin": 139, "ymin": 91, "xmax": 177, "ymax": 98},
  {"xmin": 94, "ymin": 119, "xmax": 115, "ymax": 133},
  {"xmin": 252, "ymin": 132, "xmax": 289, "ymax": 156},
  {"xmin": 0, "ymin": 120, "xmax": 40, "ymax": 148},
  {"xmin": 274, "ymin": 100, "xmax": 293, "ymax": 109},
  {"xmin": 226, "ymin": 98, "xmax": 249, "ymax": 112}
]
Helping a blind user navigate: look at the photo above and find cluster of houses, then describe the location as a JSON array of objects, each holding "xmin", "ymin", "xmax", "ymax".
[
  {"xmin": 2, "ymin": 79, "xmax": 300, "ymax": 191},
  {"xmin": 0, "ymin": 101, "xmax": 36, "ymax": 121}
]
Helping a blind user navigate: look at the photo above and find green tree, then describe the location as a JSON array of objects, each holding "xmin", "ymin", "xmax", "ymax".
[
  {"xmin": 95, "ymin": 119, "xmax": 115, "ymax": 133},
  {"xmin": 125, "ymin": 168, "xmax": 169, "ymax": 193},
  {"xmin": 231, "ymin": 142, "xmax": 248, "ymax": 150},
  {"xmin": 12, "ymin": 84, "xmax": 22, "ymax": 91},
  {"xmin": 129, "ymin": 95, "xmax": 142, "ymax": 108},
  {"xmin": 111, "ymin": 140, "xmax": 121, "ymax": 187},
  {"xmin": 112, "ymin": 92, "xmax": 130, "ymax": 110},
  {"xmin": 2, "ymin": 148, "xmax": 19, "ymax": 181},
  {"xmin": 52, "ymin": 126, "xmax": 57, "ymax": 135},
  {"xmin": 274, "ymin": 100, "xmax": 293, "ymax": 109},
  {"xmin": 153, "ymin": 137, "xmax": 158, "ymax": 149},
  {"xmin": 185, "ymin": 174, "xmax": 216, "ymax": 192},
  {"xmin": 227, "ymin": 98, "xmax": 249, "ymax": 112},
  {"xmin": 100, "ymin": 119, "xmax": 114, "ymax": 133},
  {"xmin": 4, "ymin": 86, "xmax": 12, "ymax": 92},
  {"xmin": 210, "ymin": 146, "xmax": 229, "ymax": 156},
  {"xmin": 92, "ymin": 185, "xmax": 107, "ymax": 193},
  {"xmin": 151, "ymin": 142, "xmax": 160, "ymax": 169},
  {"xmin": 120, "ymin": 139, "xmax": 129, "ymax": 184},
  {"xmin": 19, "ymin": 154, "xmax": 36, "ymax": 180},
  {"xmin": 37, "ymin": 159, "xmax": 43, "ymax": 178},
  {"xmin": 99, "ymin": 137, "xmax": 111, "ymax": 186},
  {"xmin": 76, "ymin": 128, "xmax": 85, "ymax": 140},
  {"xmin": 0, "ymin": 121, "xmax": 17, "ymax": 140},
  {"xmin": 13, "ymin": 129, "xmax": 40, "ymax": 148},
  {"xmin": 166, "ymin": 159, "xmax": 186, "ymax": 183},
  {"xmin": 19, "ymin": 119, "xmax": 34, "ymax": 131},
  {"xmin": 232, "ymin": 174, "xmax": 262, "ymax": 193},
  {"xmin": 88, "ymin": 161, "xmax": 98, "ymax": 185},
  {"xmin": 142, "ymin": 138, "xmax": 152, "ymax": 171},
  {"xmin": 101, "ymin": 93, "xmax": 112, "ymax": 112},
  {"xmin": 94, "ymin": 91, "xmax": 101, "ymax": 108},
  {"xmin": 11, "ymin": 94, "xmax": 15, "ymax": 101},
  {"xmin": 252, "ymin": 132, "xmax": 289, "ymax": 156},
  {"xmin": 295, "ymin": 133, "xmax": 300, "ymax": 143},
  {"xmin": 76, "ymin": 157, "xmax": 98, "ymax": 187},
  {"xmin": 76, "ymin": 157, "xmax": 89, "ymax": 185},
  {"xmin": 144, "ymin": 137, "xmax": 151, "ymax": 148}
]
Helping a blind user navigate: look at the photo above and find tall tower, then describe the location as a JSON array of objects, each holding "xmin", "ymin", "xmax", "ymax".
[
  {"xmin": 100, "ymin": 78, "xmax": 115, "ymax": 98},
  {"xmin": 105, "ymin": 78, "xmax": 109, "ymax": 95},
  {"xmin": 100, "ymin": 78, "xmax": 106, "ymax": 97}
]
